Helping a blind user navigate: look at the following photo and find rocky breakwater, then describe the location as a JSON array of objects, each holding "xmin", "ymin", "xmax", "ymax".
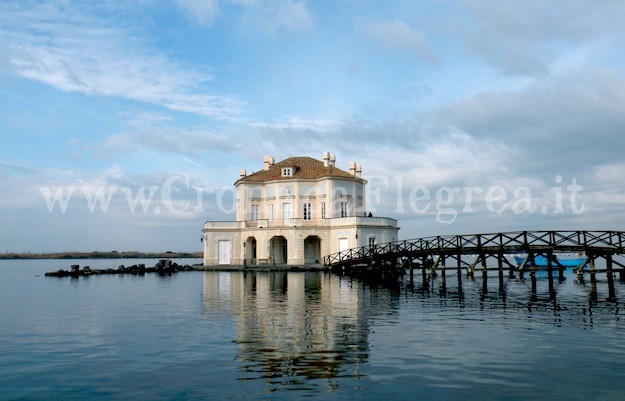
[{"xmin": 44, "ymin": 259, "xmax": 197, "ymax": 278}]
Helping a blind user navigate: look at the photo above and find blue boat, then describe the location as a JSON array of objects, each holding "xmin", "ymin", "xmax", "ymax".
[{"xmin": 513, "ymin": 255, "xmax": 586, "ymax": 268}]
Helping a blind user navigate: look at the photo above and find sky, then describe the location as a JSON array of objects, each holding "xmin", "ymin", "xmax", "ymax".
[{"xmin": 1, "ymin": 0, "xmax": 625, "ymax": 253}]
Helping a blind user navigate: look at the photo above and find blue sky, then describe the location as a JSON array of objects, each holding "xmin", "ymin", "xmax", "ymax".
[{"xmin": 1, "ymin": 0, "xmax": 625, "ymax": 252}]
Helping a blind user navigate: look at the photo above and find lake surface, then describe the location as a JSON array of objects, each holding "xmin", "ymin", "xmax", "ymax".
[{"xmin": 2, "ymin": 259, "xmax": 625, "ymax": 400}]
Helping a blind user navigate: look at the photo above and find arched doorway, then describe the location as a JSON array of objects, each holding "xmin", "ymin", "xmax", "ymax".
[
  {"xmin": 270, "ymin": 236, "xmax": 288, "ymax": 265},
  {"xmin": 304, "ymin": 235, "xmax": 321, "ymax": 264},
  {"xmin": 245, "ymin": 236, "xmax": 257, "ymax": 265}
]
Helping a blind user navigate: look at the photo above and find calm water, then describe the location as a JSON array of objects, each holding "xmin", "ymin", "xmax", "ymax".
[{"xmin": 2, "ymin": 259, "xmax": 625, "ymax": 400}]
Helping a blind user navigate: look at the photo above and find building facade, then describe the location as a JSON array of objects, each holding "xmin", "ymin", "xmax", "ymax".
[{"xmin": 203, "ymin": 152, "xmax": 399, "ymax": 266}]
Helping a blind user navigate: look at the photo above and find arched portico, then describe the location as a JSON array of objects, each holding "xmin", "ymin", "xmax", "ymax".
[
  {"xmin": 245, "ymin": 236, "xmax": 257, "ymax": 264},
  {"xmin": 304, "ymin": 235, "xmax": 322, "ymax": 264},
  {"xmin": 270, "ymin": 236, "xmax": 288, "ymax": 265}
]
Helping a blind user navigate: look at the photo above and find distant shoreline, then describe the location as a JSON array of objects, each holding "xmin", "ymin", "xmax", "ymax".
[{"xmin": 0, "ymin": 251, "xmax": 203, "ymax": 260}]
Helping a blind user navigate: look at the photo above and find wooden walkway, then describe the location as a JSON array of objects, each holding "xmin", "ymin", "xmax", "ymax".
[{"xmin": 324, "ymin": 231, "xmax": 625, "ymax": 295}]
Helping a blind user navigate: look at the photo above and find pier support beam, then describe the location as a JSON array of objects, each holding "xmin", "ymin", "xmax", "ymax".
[
  {"xmin": 421, "ymin": 257, "xmax": 428, "ymax": 290},
  {"xmin": 530, "ymin": 271, "xmax": 537, "ymax": 302},
  {"xmin": 607, "ymin": 254, "xmax": 615, "ymax": 301},
  {"xmin": 440, "ymin": 255, "xmax": 447, "ymax": 295},
  {"xmin": 497, "ymin": 252, "xmax": 504, "ymax": 292},
  {"xmin": 480, "ymin": 252, "xmax": 488, "ymax": 289},
  {"xmin": 547, "ymin": 251, "xmax": 555, "ymax": 300},
  {"xmin": 589, "ymin": 255, "xmax": 598, "ymax": 302},
  {"xmin": 325, "ymin": 230, "xmax": 625, "ymax": 300}
]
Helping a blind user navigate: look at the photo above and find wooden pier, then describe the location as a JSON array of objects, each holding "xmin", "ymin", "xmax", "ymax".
[{"xmin": 324, "ymin": 231, "xmax": 625, "ymax": 298}]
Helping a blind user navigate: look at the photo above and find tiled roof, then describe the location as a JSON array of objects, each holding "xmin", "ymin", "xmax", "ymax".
[{"xmin": 236, "ymin": 156, "xmax": 362, "ymax": 184}]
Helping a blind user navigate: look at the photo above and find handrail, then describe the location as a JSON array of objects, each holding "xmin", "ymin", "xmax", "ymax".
[{"xmin": 324, "ymin": 230, "xmax": 625, "ymax": 267}]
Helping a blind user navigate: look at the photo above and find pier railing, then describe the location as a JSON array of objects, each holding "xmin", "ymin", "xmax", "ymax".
[{"xmin": 324, "ymin": 230, "xmax": 625, "ymax": 268}]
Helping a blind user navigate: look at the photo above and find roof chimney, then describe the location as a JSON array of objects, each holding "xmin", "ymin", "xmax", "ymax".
[
  {"xmin": 269, "ymin": 157, "xmax": 275, "ymax": 167},
  {"xmin": 323, "ymin": 152, "xmax": 330, "ymax": 167},
  {"xmin": 240, "ymin": 168, "xmax": 247, "ymax": 178},
  {"xmin": 329, "ymin": 153, "xmax": 336, "ymax": 167},
  {"xmin": 349, "ymin": 161, "xmax": 357, "ymax": 175},
  {"xmin": 355, "ymin": 164, "xmax": 362, "ymax": 177},
  {"xmin": 263, "ymin": 155, "xmax": 272, "ymax": 170}
]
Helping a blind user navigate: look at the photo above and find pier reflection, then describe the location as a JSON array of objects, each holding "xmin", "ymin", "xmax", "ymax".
[
  {"xmin": 408, "ymin": 268, "xmax": 623, "ymax": 326},
  {"xmin": 202, "ymin": 271, "xmax": 396, "ymax": 390}
]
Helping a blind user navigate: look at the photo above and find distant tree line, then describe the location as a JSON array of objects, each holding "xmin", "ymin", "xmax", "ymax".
[{"xmin": 1, "ymin": 251, "xmax": 202, "ymax": 260}]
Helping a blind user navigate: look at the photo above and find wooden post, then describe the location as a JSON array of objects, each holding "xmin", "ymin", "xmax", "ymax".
[
  {"xmin": 589, "ymin": 255, "xmax": 597, "ymax": 301},
  {"xmin": 478, "ymin": 235, "xmax": 487, "ymax": 284},
  {"xmin": 481, "ymin": 252, "xmax": 488, "ymax": 285},
  {"xmin": 498, "ymin": 252, "xmax": 504, "ymax": 289},
  {"xmin": 481, "ymin": 252, "xmax": 488, "ymax": 295},
  {"xmin": 520, "ymin": 253, "xmax": 530, "ymax": 281},
  {"xmin": 482, "ymin": 270, "xmax": 488, "ymax": 296},
  {"xmin": 558, "ymin": 257, "xmax": 565, "ymax": 282},
  {"xmin": 467, "ymin": 255, "xmax": 479, "ymax": 279},
  {"xmin": 607, "ymin": 254, "xmax": 615, "ymax": 301},
  {"xmin": 422, "ymin": 259, "xmax": 428, "ymax": 290},
  {"xmin": 441, "ymin": 255, "xmax": 447, "ymax": 293},
  {"xmin": 589, "ymin": 255, "xmax": 597, "ymax": 285},
  {"xmin": 547, "ymin": 251, "xmax": 555, "ymax": 300},
  {"xmin": 576, "ymin": 254, "xmax": 588, "ymax": 282},
  {"xmin": 457, "ymin": 265, "xmax": 464, "ymax": 301},
  {"xmin": 431, "ymin": 255, "xmax": 439, "ymax": 278},
  {"xmin": 530, "ymin": 270, "xmax": 537, "ymax": 302}
]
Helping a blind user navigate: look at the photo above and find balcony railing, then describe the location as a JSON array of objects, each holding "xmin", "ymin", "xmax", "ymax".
[
  {"xmin": 205, "ymin": 215, "xmax": 397, "ymax": 230},
  {"xmin": 204, "ymin": 221, "xmax": 245, "ymax": 230},
  {"xmin": 328, "ymin": 216, "xmax": 397, "ymax": 228}
]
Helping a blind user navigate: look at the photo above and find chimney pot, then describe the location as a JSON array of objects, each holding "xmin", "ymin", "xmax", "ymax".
[
  {"xmin": 240, "ymin": 168, "xmax": 247, "ymax": 178},
  {"xmin": 323, "ymin": 152, "xmax": 330, "ymax": 167},
  {"xmin": 329, "ymin": 153, "xmax": 336, "ymax": 167}
]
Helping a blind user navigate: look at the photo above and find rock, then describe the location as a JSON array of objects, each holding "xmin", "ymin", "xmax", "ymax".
[{"xmin": 45, "ymin": 259, "xmax": 197, "ymax": 278}]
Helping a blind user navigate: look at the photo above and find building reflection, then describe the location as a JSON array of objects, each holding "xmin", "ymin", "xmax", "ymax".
[{"xmin": 202, "ymin": 271, "xmax": 394, "ymax": 388}]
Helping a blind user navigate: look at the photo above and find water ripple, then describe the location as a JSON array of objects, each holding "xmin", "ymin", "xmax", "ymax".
[{"xmin": 2, "ymin": 262, "xmax": 625, "ymax": 400}]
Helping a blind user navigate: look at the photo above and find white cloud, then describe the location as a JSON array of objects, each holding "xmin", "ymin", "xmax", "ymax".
[
  {"xmin": 97, "ymin": 134, "xmax": 136, "ymax": 156},
  {"xmin": 231, "ymin": 0, "xmax": 315, "ymax": 33},
  {"xmin": 176, "ymin": 0, "xmax": 220, "ymax": 27},
  {"xmin": 355, "ymin": 18, "xmax": 436, "ymax": 62},
  {"xmin": 0, "ymin": 161, "xmax": 229, "ymax": 252},
  {"xmin": 457, "ymin": 0, "xmax": 625, "ymax": 75},
  {"xmin": 249, "ymin": 116, "xmax": 343, "ymax": 132},
  {"xmin": 123, "ymin": 111, "xmax": 174, "ymax": 128},
  {"xmin": 0, "ymin": 1, "xmax": 241, "ymax": 120},
  {"xmin": 439, "ymin": 69, "xmax": 625, "ymax": 178},
  {"xmin": 95, "ymin": 127, "xmax": 240, "ymax": 158}
]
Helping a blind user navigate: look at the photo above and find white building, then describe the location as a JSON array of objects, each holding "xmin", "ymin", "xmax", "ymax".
[{"xmin": 203, "ymin": 152, "xmax": 399, "ymax": 266}]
